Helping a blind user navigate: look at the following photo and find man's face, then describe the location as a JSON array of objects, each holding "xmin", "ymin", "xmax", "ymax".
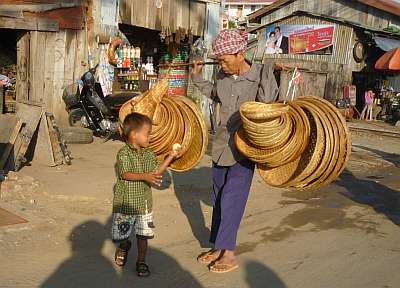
[
  {"xmin": 274, "ymin": 28, "xmax": 281, "ymax": 37},
  {"xmin": 217, "ymin": 52, "xmax": 245, "ymax": 75}
]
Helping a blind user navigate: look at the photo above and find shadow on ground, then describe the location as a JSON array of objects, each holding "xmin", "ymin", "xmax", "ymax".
[
  {"xmin": 245, "ymin": 261, "xmax": 286, "ymax": 288},
  {"xmin": 335, "ymin": 169, "xmax": 400, "ymax": 226},
  {"xmin": 40, "ymin": 217, "xmax": 285, "ymax": 287},
  {"xmin": 171, "ymin": 167, "xmax": 213, "ymax": 248},
  {"xmin": 40, "ymin": 218, "xmax": 203, "ymax": 288},
  {"xmin": 353, "ymin": 145, "xmax": 400, "ymax": 167}
]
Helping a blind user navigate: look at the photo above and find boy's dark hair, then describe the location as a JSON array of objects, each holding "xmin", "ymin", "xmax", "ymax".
[{"xmin": 122, "ymin": 113, "xmax": 152, "ymax": 140}]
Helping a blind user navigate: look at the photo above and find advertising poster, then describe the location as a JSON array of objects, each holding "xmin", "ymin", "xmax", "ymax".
[{"xmin": 265, "ymin": 24, "xmax": 335, "ymax": 55}]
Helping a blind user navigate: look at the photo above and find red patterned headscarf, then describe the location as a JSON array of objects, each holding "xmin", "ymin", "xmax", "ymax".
[{"xmin": 212, "ymin": 29, "xmax": 248, "ymax": 57}]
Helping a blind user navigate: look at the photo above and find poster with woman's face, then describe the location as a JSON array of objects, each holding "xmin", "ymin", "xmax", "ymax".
[{"xmin": 265, "ymin": 24, "xmax": 335, "ymax": 55}]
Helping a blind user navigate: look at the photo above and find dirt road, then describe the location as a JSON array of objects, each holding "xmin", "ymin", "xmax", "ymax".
[{"xmin": 0, "ymin": 133, "xmax": 399, "ymax": 288}]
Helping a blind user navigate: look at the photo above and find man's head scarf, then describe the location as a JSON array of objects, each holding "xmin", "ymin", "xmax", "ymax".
[{"xmin": 212, "ymin": 29, "xmax": 248, "ymax": 57}]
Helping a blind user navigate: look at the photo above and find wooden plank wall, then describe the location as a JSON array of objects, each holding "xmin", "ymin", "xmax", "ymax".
[
  {"xmin": 16, "ymin": 29, "xmax": 87, "ymax": 125},
  {"xmin": 119, "ymin": 0, "xmax": 207, "ymax": 36}
]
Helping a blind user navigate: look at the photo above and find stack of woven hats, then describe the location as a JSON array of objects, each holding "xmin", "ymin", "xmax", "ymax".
[
  {"xmin": 119, "ymin": 79, "xmax": 208, "ymax": 172},
  {"xmin": 235, "ymin": 97, "xmax": 351, "ymax": 189}
]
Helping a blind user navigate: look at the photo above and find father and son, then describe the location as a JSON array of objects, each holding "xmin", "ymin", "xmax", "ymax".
[{"xmin": 111, "ymin": 29, "xmax": 279, "ymax": 277}]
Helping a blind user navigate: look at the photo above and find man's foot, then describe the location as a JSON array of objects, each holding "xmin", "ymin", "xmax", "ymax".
[
  {"xmin": 197, "ymin": 250, "xmax": 221, "ymax": 265},
  {"xmin": 209, "ymin": 256, "xmax": 239, "ymax": 273}
]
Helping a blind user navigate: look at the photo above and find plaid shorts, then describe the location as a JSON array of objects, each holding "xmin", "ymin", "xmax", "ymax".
[{"xmin": 111, "ymin": 212, "xmax": 155, "ymax": 242}]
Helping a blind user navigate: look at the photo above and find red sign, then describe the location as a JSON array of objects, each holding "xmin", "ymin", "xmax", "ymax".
[{"xmin": 289, "ymin": 26, "xmax": 335, "ymax": 54}]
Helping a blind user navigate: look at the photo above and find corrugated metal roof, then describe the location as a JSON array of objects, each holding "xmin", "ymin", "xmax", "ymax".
[
  {"xmin": 249, "ymin": 10, "xmax": 400, "ymax": 39},
  {"xmin": 248, "ymin": 0, "xmax": 400, "ymax": 20}
]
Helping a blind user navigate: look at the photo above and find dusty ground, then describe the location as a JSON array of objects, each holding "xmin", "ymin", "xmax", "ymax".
[{"xmin": 0, "ymin": 131, "xmax": 400, "ymax": 288}]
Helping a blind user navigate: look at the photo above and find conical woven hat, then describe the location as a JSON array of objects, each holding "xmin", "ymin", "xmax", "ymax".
[{"xmin": 118, "ymin": 79, "xmax": 169, "ymax": 125}]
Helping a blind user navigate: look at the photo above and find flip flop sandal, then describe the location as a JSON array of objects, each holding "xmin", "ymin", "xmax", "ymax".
[
  {"xmin": 197, "ymin": 251, "xmax": 220, "ymax": 265},
  {"xmin": 114, "ymin": 240, "xmax": 131, "ymax": 267},
  {"xmin": 136, "ymin": 262, "xmax": 151, "ymax": 277},
  {"xmin": 209, "ymin": 262, "xmax": 239, "ymax": 274}
]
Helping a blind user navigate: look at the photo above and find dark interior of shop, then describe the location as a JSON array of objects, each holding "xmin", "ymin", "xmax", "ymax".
[{"xmin": 0, "ymin": 29, "xmax": 23, "ymax": 114}]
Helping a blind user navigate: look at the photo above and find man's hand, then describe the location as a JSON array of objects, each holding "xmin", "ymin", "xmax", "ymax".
[
  {"xmin": 143, "ymin": 172, "xmax": 162, "ymax": 186},
  {"xmin": 192, "ymin": 60, "xmax": 205, "ymax": 75}
]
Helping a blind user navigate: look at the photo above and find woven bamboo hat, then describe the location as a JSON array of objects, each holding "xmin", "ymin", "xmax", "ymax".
[
  {"xmin": 253, "ymin": 96, "xmax": 350, "ymax": 189},
  {"xmin": 118, "ymin": 79, "xmax": 207, "ymax": 172},
  {"xmin": 169, "ymin": 96, "xmax": 208, "ymax": 172},
  {"xmin": 241, "ymin": 102, "xmax": 289, "ymax": 120},
  {"xmin": 236, "ymin": 102, "xmax": 310, "ymax": 167},
  {"xmin": 298, "ymin": 97, "xmax": 351, "ymax": 189}
]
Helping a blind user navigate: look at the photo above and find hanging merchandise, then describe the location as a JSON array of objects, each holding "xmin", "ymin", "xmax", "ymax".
[
  {"xmin": 108, "ymin": 37, "xmax": 124, "ymax": 66},
  {"xmin": 98, "ymin": 44, "xmax": 114, "ymax": 96},
  {"xmin": 119, "ymin": 79, "xmax": 208, "ymax": 172}
]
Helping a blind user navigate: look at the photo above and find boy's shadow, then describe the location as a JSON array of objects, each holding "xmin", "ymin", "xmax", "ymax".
[
  {"xmin": 41, "ymin": 217, "xmax": 203, "ymax": 287},
  {"xmin": 171, "ymin": 167, "xmax": 213, "ymax": 248},
  {"xmin": 41, "ymin": 220, "xmax": 118, "ymax": 288}
]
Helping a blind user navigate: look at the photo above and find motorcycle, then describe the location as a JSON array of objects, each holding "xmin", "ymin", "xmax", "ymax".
[{"xmin": 63, "ymin": 65, "xmax": 140, "ymax": 137}]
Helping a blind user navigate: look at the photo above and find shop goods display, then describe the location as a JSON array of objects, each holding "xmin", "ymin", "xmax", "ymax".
[
  {"xmin": 119, "ymin": 79, "xmax": 208, "ymax": 172},
  {"xmin": 236, "ymin": 96, "xmax": 351, "ymax": 189}
]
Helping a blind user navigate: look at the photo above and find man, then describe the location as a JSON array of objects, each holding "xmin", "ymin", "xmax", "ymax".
[
  {"xmin": 274, "ymin": 26, "xmax": 289, "ymax": 54},
  {"xmin": 191, "ymin": 29, "xmax": 278, "ymax": 273}
]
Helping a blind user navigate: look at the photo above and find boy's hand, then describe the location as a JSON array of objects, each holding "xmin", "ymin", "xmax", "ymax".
[{"xmin": 143, "ymin": 172, "xmax": 162, "ymax": 186}]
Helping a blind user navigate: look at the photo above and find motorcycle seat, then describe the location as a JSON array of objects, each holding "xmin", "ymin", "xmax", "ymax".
[{"xmin": 103, "ymin": 92, "xmax": 141, "ymax": 107}]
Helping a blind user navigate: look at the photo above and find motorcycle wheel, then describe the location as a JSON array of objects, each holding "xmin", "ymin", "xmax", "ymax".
[{"xmin": 68, "ymin": 108, "xmax": 87, "ymax": 127}]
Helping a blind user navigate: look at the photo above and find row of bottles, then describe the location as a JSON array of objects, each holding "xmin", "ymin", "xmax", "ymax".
[{"xmin": 116, "ymin": 44, "xmax": 141, "ymax": 69}]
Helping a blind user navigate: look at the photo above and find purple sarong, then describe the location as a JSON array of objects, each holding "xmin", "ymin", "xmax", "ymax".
[{"xmin": 210, "ymin": 159, "xmax": 255, "ymax": 250}]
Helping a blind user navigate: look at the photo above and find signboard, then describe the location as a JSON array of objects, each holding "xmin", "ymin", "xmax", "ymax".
[{"xmin": 265, "ymin": 24, "xmax": 335, "ymax": 55}]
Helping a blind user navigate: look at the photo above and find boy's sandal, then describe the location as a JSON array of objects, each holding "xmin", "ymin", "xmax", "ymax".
[
  {"xmin": 136, "ymin": 262, "xmax": 151, "ymax": 277},
  {"xmin": 209, "ymin": 261, "xmax": 239, "ymax": 274},
  {"xmin": 197, "ymin": 250, "xmax": 220, "ymax": 265},
  {"xmin": 114, "ymin": 240, "xmax": 132, "ymax": 267}
]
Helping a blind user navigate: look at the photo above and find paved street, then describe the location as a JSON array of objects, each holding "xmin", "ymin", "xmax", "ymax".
[{"xmin": 0, "ymin": 132, "xmax": 400, "ymax": 288}]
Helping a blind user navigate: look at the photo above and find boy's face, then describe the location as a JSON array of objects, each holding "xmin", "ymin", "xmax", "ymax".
[{"xmin": 129, "ymin": 123, "xmax": 152, "ymax": 148}]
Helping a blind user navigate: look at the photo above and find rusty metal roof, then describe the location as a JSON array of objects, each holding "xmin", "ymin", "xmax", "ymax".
[
  {"xmin": 248, "ymin": 0, "xmax": 400, "ymax": 20},
  {"xmin": 249, "ymin": 10, "xmax": 400, "ymax": 39}
]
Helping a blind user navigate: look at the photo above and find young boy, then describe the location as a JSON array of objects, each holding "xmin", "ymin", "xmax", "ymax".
[{"xmin": 112, "ymin": 112, "xmax": 179, "ymax": 277}]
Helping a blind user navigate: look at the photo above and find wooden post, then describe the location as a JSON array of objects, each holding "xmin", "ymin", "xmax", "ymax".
[{"xmin": 16, "ymin": 32, "xmax": 30, "ymax": 103}]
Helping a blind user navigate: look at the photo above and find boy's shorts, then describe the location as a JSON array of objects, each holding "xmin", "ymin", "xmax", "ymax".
[{"xmin": 112, "ymin": 212, "xmax": 155, "ymax": 242}]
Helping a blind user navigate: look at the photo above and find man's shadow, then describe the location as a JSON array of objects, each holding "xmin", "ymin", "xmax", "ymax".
[
  {"xmin": 171, "ymin": 167, "xmax": 213, "ymax": 248},
  {"xmin": 353, "ymin": 145, "xmax": 400, "ymax": 167},
  {"xmin": 245, "ymin": 261, "xmax": 286, "ymax": 288},
  {"xmin": 41, "ymin": 217, "xmax": 203, "ymax": 287},
  {"xmin": 335, "ymin": 169, "xmax": 400, "ymax": 225}
]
